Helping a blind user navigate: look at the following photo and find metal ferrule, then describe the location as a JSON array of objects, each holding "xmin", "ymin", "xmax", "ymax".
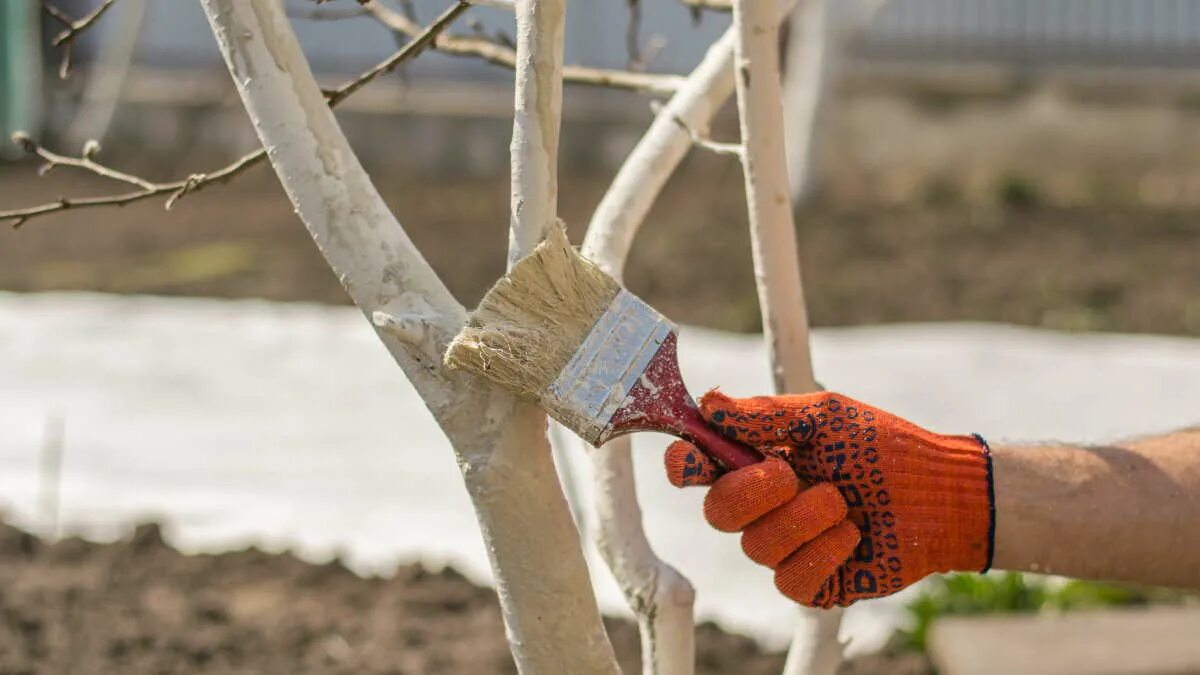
[{"xmin": 543, "ymin": 290, "xmax": 673, "ymax": 444}]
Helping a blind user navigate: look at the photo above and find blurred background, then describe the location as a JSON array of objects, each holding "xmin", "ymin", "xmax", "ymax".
[{"xmin": 0, "ymin": 1, "xmax": 1198, "ymax": 673}]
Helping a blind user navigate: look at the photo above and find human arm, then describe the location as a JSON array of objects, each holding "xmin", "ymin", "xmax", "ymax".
[{"xmin": 993, "ymin": 429, "xmax": 1200, "ymax": 588}]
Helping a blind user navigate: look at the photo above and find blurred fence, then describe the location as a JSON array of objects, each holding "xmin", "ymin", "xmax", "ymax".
[
  {"xmin": 110, "ymin": 1, "xmax": 1200, "ymax": 83},
  {"xmin": 856, "ymin": 0, "xmax": 1200, "ymax": 69}
]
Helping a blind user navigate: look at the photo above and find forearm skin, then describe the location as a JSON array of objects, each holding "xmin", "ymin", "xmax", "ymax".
[{"xmin": 992, "ymin": 428, "xmax": 1200, "ymax": 588}]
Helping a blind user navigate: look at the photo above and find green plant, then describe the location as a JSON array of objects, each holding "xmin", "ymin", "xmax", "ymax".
[{"xmin": 895, "ymin": 573, "xmax": 1190, "ymax": 653}]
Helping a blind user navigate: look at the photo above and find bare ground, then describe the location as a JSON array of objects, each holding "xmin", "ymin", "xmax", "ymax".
[{"xmin": 0, "ymin": 520, "xmax": 930, "ymax": 675}]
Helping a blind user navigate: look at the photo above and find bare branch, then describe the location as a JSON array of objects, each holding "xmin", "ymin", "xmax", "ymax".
[
  {"xmin": 288, "ymin": 5, "xmax": 369, "ymax": 21},
  {"xmin": 325, "ymin": 1, "xmax": 471, "ymax": 106},
  {"xmin": 1, "ymin": 133, "xmax": 264, "ymax": 229},
  {"xmin": 23, "ymin": 136, "xmax": 153, "ymax": 190},
  {"xmin": 3, "ymin": 0, "xmax": 471, "ymax": 229},
  {"xmin": 680, "ymin": 0, "xmax": 731, "ymax": 10},
  {"xmin": 43, "ymin": 0, "xmax": 119, "ymax": 79},
  {"xmin": 584, "ymin": 28, "xmax": 737, "ymax": 279},
  {"xmin": 654, "ymin": 102, "xmax": 744, "ymax": 158},
  {"xmin": 622, "ymin": 0, "xmax": 667, "ymax": 72},
  {"xmin": 363, "ymin": 1, "xmax": 683, "ymax": 94},
  {"xmin": 625, "ymin": 0, "xmax": 641, "ymax": 67}
]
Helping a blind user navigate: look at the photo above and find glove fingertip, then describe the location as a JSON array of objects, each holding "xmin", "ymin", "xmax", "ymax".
[
  {"xmin": 697, "ymin": 389, "xmax": 734, "ymax": 418},
  {"xmin": 664, "ymin": 440, "xmax": 717, "ymax": 488},
  {"xmin": 774, "ymin": 520, "xmax": 860, "ymax": 607}
]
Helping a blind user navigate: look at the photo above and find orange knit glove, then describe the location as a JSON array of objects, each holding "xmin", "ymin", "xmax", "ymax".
[{"xmin": 664, "ymin": 390, "xmax": 994, "ymax": 608}]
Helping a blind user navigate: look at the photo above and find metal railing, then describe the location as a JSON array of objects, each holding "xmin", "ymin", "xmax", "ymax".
[{"xmin": 857, "ymin": 0, "xmax": 1200, "ymax": 69}]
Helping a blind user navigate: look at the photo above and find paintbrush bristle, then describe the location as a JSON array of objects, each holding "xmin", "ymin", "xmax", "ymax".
[{"xmin": 444, "ymin": 224, "xmax": 621, "ymax": 400}]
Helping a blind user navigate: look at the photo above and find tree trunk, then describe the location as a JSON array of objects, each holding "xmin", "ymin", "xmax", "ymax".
[
  {"xmin": 730, "ymin": 1, "xmax": 844, "ymax": 673},
  {"xmin": 199, "ymin": 1, "xmax": 619, "ymax": 672}
]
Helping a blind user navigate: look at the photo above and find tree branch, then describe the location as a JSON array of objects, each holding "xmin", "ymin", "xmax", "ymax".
[
  {"xmin": 578, "ymin": 34, "xmax": 744, "ymax": 669},
  {"xmin": 1, "ymin": 133, "xmax": 264, "ymax": 229},
  {"xmin": 679, "ymin": 0, "xmax": 731, "ymax": 11},
  {"xmin": 584, "ymin": 27, "xmax": 737, "ymax": 277},
  {"xmin": 579, "ymin": 7, "xmax": 796, "ymax": 672},
  {"xmin": 507, "ymin": 0, "xmax": 565, "ymax": 263},
  {"xmin": 324, "ymin": 0, "xmax": 471, "ymax": 106},
  {"xmin": 731, "ymin": 0, "xmax": 817, "ymax": 393},
  {"xmin": 2, "ymin": 0, "xmax": 468, "ymax": 229},
  {"xmin": 663, "ymin": 107, "xmax": 744, "ymax": 158},
  {"xmin": 43, "ymin": 0, "xmax": 119, "ymax": 79},
  {"xmin": 730, "ymin": 1, "xmax": 842, "ymax": 673},
  {"xmin": 363, "ymin": 1, "xmax": 683, "ymax": 94}
]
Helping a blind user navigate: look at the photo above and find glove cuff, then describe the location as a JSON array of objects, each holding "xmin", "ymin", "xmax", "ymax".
[
  {"xmin": 974, "ymin": 433, "xmax": 997, "ymax": 573},
  {"xmin": 876, "ymin": 426, "xmax": 995, "ymax": 576}
]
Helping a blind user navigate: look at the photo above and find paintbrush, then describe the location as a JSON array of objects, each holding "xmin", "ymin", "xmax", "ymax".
[{"xmin": 444, "ymin": 225, "xmax": 762, "ymax": 471}]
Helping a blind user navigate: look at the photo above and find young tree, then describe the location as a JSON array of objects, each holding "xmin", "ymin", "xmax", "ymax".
[{"xmin": 4, "ymin": 1, "xmax": 846, "ymax": 672}]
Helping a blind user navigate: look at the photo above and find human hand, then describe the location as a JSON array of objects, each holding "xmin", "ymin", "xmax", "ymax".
[{"xmin": 664, "ymin": 391, "xmax": 994, "ymax": 608}]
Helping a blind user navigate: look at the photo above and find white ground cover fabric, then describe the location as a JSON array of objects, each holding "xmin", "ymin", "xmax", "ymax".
[{"xmin": 1, "ymin": 292, "xmax": 1197, "ymax": 653}]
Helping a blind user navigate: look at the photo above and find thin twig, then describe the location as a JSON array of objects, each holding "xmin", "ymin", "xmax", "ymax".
[
  {"xmin": 626, "ymin": 0, "xmax": 642, "ymax": 68},
  {"xmin": 655, "ymin": 103, "xmax": 743, "ymax": 158},
  {"xmin": 326, "ymin": 1, "xmax": 471, "ymax": 105},
  {"xmin": 2, "ymin": 135, "xmax": 265, "ymax": 229},
  {"xmin": 3, "ymin": 0, "xmax": 471, "ymax": 229},
  {"xmin": 679, "ymin": 0, "xmax": 731, "ymax": 10},
  {"xmin": 622, "ymin": 0, "xmax": 667, "ymax": 73},
  {"xmin": 27, "ymin": 138, "xmax": 154, "ymax": 190},
  {"xmin": 363, "ymin": 1, "xmax": 683, "ymax": 94},
  {"xmin": 44, "ymin": 0, "xmax": 120, "ymax": 79},
  {"xmin": 287, "ymin": 5, "xmax": 369, "ymax": 21}
]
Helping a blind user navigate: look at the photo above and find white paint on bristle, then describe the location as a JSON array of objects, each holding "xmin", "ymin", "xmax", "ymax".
[{"xmin": 444, "ymin": 224, "xmax": 620, "ymax": 401}]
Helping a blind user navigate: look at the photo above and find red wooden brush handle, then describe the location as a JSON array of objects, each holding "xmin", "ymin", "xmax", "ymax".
[
  {"xmin": 678, "ymin": 405, "xmax": 762, "ymax": 470},
  {"xmin": 605, "ymin": 333, "xmax": 763, "ymax": 471}
]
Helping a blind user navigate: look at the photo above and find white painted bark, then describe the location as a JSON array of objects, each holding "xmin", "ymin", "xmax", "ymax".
[
  {"xmin": 584, "ymin": 28, "xmax": 736, "ymax": 281},
  {"xmin": 730, "ymin": 1, "xmax": 844, "ymax": 674},
  {"xmin": 591, "ymin": 437, "xmax": 696, "ymax": 675},
  {"xmin": 781, "ymin": 609, "xmax": 844, "ymax": 675},
  {"xmin": 731, "ymin": 0, "xmax": 818, "ymax": 394},
  {"xmin": 579, "ymin": 28, "xmax": 740, "ymax": 675},
  {"xmin": 781, "ymin": 0, "xmax": 831, "ymax": 204},
  {"xmin": 508, "ymin": 0, "xmax": 566, "ymax": 265},
  {"xmin": 199, "ymin": 2, "xmax": 618, "ymax": 672},
  {"xmin": 580, "ymin": 7, "xmax": 799, "ymax": 673},
  {"xmin": 583, "ymin": 0, "xmax": 796, "ymax": 278}
]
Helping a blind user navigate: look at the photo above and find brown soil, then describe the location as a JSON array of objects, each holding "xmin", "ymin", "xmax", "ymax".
[
  {"xmin": 1, "ymin": 158, "xmax": 1196, "ymax": 336},
  {"xmin": 0, "ymin": 520, "xmax": 929, "ymax": 675}
]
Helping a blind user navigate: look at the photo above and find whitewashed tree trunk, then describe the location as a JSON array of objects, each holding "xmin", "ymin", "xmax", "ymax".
[
  {"xmin": 730, "ymin": 1, "xmax": 844, "ymax": 674},
  {"xmin": 584, "ymin": 28, "xmax": 736, "ymax": 280},
  {"xmin": 581, "ymin": 36, "xmax": 739, "ymax": 675},
  {"xmin": 199, "ymin": 2, "xmax": 618, "ymax": 672},
  {"xmin": 581, "ymin": 6, "xmax": 797, "ymax": 672},
  {"xmin": 584, "ymin": 0, "xmax": 799, "ymax": 271},
  {"xmin": 508, "ymin": 0, "xmax": 565, "ymax": 264},
  {"xmin": 731, "ymin": 0, "xmax": 818, "ymax": 394},
  {"xmin": 588, "ymin": 436, "xmax": 696, "ymax": 675}
]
